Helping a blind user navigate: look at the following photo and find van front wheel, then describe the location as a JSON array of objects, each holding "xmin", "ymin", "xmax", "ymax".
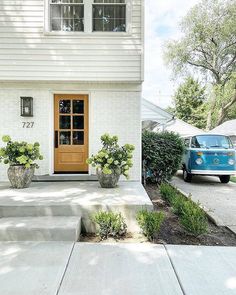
[
  {"xmin": 183, "ymin": 169, "xmax": 192, "ymax": 183},
  {"xmin": 219, "ymin": 175, "xmax": 230, "ymax": 184}
]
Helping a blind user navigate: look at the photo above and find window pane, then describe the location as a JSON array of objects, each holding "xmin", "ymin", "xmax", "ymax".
[
  {"xmin": 74, "ymin": 19, "xmax": 84, "ymax": 31},
  {"xmin": 62, "ymin": 5, "xmax": 73, "ymax": 18},
  {"xmin": 51, "ymin": 5, "xmax": 61, "ymax": 18},
  {"xmin": 59, "ymin": 100, "xmax": 71, "ymax": 113},
  {"xmin": 52, "ymin": 18, "xmax": 61, "ymax": 31},
  {"xmin": 51, "ymin": 0, "xmax": 83, "ymax": 3},
  {"xmin": 73, "ymin": 116, "xmax": 84, "ymax": 129},
  {"xmin": 73, "ymin": 100, "xmax": 84, "ymax": 114},
  {"xmin": 73, "ymin": 131, "xmax": 84, "ymax": 145},
  {"xmin": 63, "ymin": 19, "xmax": 74, "ymax": 31},
  {"xmin": 74, "ymin": 6, "xmax": 84, "ymax": 18},
  {"xmin": 59, "ymin": 131, "xmax": 71, "ymax": 145},
  {"xmin": 60, "ymin": 115, "xmax": 71, "ymax": 129},
  {"xmin": 114, "ymin": 19, "xmax": 126, "ymax": 31}
]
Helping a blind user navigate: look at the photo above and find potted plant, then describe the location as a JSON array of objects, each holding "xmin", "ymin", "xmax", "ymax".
[
  {"xmin": 87, "ymin": 133, "xmax": 135, "ymax": 188},
  {"xmin": 0, "ymin": 135, "xmax": 43, "ymax": 189}
]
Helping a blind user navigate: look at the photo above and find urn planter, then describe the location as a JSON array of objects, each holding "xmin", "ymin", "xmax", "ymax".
[
  {"xmin": 7, "ymin": 165, "xmax": 35, "ymax": 189},
  {"xmin": 97, "ymin": 168, "xmax": 121, "ymax": 188}
]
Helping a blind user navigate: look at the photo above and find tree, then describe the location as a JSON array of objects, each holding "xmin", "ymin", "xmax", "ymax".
[
  {"xmin": 173, "ymin": 77, "xmax": 207, "ymax": 129},
  {"xmin": 164, "ymin": 0, "xmax": 236, "ymax": 129}
]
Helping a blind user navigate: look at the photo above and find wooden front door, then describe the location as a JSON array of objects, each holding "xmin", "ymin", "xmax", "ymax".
[{"xmin": 54, "ymin": 94, "xmax": 88, "ymax": 173}]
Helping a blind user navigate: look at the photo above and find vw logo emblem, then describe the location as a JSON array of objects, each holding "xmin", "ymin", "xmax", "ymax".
[{"xmin": 213, "ymin": 158, "xmax": 220, "ymax": 165}]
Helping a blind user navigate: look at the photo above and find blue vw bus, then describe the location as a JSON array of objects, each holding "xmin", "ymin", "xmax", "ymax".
[{"xmin": 182, "ymin": 134, "xmax": 236, "ymax": 183}]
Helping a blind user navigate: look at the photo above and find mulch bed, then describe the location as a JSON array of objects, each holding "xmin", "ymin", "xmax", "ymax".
[{"xmin": 146, "ymin": 183, "xmax": 236, "ymax": 246}]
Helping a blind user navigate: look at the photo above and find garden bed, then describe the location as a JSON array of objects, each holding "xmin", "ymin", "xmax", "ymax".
[{"xmin": 147, "ymin": 184, "xmax": 236, "ymax": 246}]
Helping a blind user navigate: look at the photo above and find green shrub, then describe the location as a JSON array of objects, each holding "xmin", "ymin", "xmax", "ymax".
[
  {"xmin": 87, "ymin": 133, "xmax": 135, "ymax": 179},
  {"xmin": 180, "ymin": 201, "xmax": 208, "ymax": 236},
  {"xmin": 159, "ymin": 183, "xmax": 178, "ymax": 204},
  {"xmin": 0, "ymin": 135, "xmax": 43, "ymax": 168},
  {"xmin": 172, "ymin": 195, "xmax": 186, "ymax": 216},
  {"xmin": 136, "ymin": 209, "xmax": 165, "ymax": 241},
  {"xmin": 142, "ymin": 131, "xmax": 184, "ymax": 184},
  {"xmin": 91, "ymin": 211, "xmax": 127, "ymax": 240}
]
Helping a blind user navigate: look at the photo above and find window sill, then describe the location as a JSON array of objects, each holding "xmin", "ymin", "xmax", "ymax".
[{"xmin": 43, "ymin": 30, "xmax": 132, "ymax": 37}]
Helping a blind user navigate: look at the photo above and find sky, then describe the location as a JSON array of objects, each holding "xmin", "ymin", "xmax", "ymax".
[{"xmin": 142, "ymin": 0, "xmax": 201, "ymax": 109}]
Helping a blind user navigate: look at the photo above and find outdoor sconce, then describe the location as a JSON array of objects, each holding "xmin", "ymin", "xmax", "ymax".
[{"xmin": 21, "ymin": 97, "xmax": 33, "ymax": 117}]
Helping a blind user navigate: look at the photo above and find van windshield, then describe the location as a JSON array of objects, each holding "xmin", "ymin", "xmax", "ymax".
[{"xmin": 191, "ymin": 135, "xmax": 233, "ymax": 149}]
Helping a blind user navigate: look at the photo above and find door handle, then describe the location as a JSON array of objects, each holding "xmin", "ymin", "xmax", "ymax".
[{"xmin": 55, "ymin": 131, "xmax": 58, "ymax": 148}]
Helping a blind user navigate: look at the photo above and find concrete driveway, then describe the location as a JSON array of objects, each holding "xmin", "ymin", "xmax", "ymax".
[{"xmin": 171, "ymin": 172, "xmax": 236, "ymax": 233}]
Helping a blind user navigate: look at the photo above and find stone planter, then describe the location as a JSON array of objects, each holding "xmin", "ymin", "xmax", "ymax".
[
  {"xmin": 97, "ymin": 168, "xmax": 121, "ymax": 188},
  {"xmin": 7, "ymin": 165, "xmax": 35, "ymax": 189}
]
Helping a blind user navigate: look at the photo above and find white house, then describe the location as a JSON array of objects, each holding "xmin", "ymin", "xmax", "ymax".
[{"xmin": 0, "ymin": 0, "xmax": 144, "ymax": 181}]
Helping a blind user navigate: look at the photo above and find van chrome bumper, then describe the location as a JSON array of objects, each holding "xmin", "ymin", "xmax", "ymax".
[{"xmin": 191, "ymin": 170, "xmax": 236, "ymax": 176}]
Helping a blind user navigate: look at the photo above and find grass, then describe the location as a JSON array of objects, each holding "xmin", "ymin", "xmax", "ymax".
[{"xmin": 231, "ymin": 177, "xmax": 236, "ymax": 183}]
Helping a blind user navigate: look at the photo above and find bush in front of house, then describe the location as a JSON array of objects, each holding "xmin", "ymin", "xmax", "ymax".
[
  {"xmin": 159, "ymin": 183, "xmax": 208, "ymax": 236},
  {"xmin": 87, "ymin": 133, "xmax": 135, "ymax": 179},
  {"xmin": 142, "ymin": 130, "xmax": 184, "ymax": 184},
  {"xmin": 91, "ymin": 211, "xmax": 127, "ymax": 240},
  {"xmin": 180, "ymin": 200, "xmax": 208, "ymax": 237},
  {"xmin": 0, "ymin": 135, "xmax": 43, "ymax": 168},
  {"xmin": 136, "ymin": 209, "xmax": 165, "ymax": 241}
]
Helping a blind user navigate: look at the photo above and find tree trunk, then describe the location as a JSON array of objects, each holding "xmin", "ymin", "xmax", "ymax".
[
  {"xmin": 206, "ymin": 87, "xmax": 217, "ymax": 130},
  {"xmin": 216, "ymin": 86, "xmax": 236, "ymax": 126}
]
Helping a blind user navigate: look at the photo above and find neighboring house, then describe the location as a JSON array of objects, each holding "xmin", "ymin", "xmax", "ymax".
[
  {"xmin": 142, "ymin": 99, "xmax": 174, "ymax": 131},
  {"xmin": 0, "ymin": 0, "xmax": 144, "ymax": 181},
  {"xmin": 209, "ymin": 120, "xmax": 236, "ymax": 148},
  {"xmin": 142, "ymin": 99, "xmax": 204, "ymax": 137}
]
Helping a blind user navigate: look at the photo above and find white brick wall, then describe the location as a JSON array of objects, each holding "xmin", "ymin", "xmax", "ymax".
[{"xmin": 0, "ymin": 82, "xmax": 141, "ymax": 181}]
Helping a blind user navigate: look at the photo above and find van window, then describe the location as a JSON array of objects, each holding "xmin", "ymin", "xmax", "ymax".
[{"xmin": 191, "ymin": 135, "xmax": 233, "ymax": 149}]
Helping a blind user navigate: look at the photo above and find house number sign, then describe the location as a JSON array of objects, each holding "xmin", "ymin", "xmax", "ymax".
[{"xmin": 22, "ymin": 122, "xmax": 34, "ymax": 128}]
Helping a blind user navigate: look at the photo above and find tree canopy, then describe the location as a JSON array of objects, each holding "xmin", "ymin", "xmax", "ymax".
[{"xmin": 164, "ymin": 0, "xmax": 236, "ymax": 129}]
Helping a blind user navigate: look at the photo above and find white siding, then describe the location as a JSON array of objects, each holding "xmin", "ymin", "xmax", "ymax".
[{"xmin": 0, "ymin": 0, "xmax": 143, "ymax": 82}]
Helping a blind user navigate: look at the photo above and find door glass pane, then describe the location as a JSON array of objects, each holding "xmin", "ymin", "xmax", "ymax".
[
  {"xmin": 73, "ymin": 100, "xmax": 84, "ymax": 114},
  {"xmin": 59, "ymin": 131, "xmax": 71, "ymax": 145},
  {"xmin": 73, "ymin": 116, "xmax": 84, "ymax": 129},
  {"xmin": 59, "ymin": 100, "xmax": 71, "ymax": 113},
  {"xmin": 73, "ymin": 131, "xmax": 84, "ymax": 145},
  {"xmin": 60, "ymin": 115, "xmax": 71, "ymax": 129}
]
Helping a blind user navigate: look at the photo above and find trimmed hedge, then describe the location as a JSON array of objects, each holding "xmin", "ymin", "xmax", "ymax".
[{"xmin": 142, "ymin": 131, "xmax": 184, "ymax": 184}]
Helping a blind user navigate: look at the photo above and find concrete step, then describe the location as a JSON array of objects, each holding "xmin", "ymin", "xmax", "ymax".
[
  {"xmin": 0, "ymin": 216, "xmax": 81, "ymax": 241},
  {"xmin": 33, "ymin": 174, "xmax": 97, "ymax": 182}
]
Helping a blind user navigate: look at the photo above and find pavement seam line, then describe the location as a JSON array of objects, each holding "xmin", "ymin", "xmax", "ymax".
[
  {"xmin": 164, "ymin": 244, "xmax": 186, "ymax": 295},
  {"xmin": 56, "ymin": 242, "xmax": 76, "ymax": 295}
]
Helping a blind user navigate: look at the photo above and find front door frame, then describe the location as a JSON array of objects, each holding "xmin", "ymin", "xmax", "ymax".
[{"xmin": 49, "ymin": 91, "xmax": 91, "ymax": 176}]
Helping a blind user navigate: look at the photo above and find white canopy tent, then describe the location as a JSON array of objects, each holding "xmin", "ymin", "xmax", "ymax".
[
  {"xmin": 142, "ymin": 99, "xmax": 174, "ymax": 130},
  {"xmin": 142, "ymin": 99, "xmax": 205, "ymax": 137}
]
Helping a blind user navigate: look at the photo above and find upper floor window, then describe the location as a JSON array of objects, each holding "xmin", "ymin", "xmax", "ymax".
[
  {"xmin": 50, "ymin": 0, "xmax": 84, "ymax": 32},
  {"xmin": 93, "ymin": 0, "xmax": 126, "ymax": 32}
]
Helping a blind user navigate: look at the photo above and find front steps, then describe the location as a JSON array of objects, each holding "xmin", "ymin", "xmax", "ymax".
[
  {"xmin": 0, "ymin": 216, "xmax": 81, "ymax": 241},
  {"xmin": 0, "ymin": 181, "xmax": 153, "ymax": 241}
]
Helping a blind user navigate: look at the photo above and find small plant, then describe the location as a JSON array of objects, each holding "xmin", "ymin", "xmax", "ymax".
[
  {"xmin": 171, "ymin": 194, "xmax": 186, "ymax": 216},
  {"xmin": 0, "ymin": 135, "xmax": 43, "ymax": 168},
  {"xmin": 159, "ymin": 183, "xmax": 178, "ymax": 205},
  {"xmin": 136, "ymin": 209, "xmax": 165, "ymax": 241},
  {"xmin": 180, "ymin": 201, "xmax": 208, "ymax": 236},
  {"xmin": 91, "ymin": 211, "xmax": 127, "ymax": 240},
  {"xmin": 87, "ymin": 133, "xmax": 135, "ymax": 179}
]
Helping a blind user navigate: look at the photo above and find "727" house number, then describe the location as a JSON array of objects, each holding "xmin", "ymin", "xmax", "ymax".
[{"xmin": 22, "ymin": 122, "xmax": 34, "ymax": 128}]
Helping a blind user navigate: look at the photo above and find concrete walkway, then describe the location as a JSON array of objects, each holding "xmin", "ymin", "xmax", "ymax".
[
  {"xmin": 171, "ymin": 172, "xmax": 236, "ymax": 234},
  {"xmin": 1, "ymin": 242, "xmax": 236, "ymax": 295}
]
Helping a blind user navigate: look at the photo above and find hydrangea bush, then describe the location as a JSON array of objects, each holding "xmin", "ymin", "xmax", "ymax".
[
  {"xmin": 0, "ymin": 135, "xmax": 43, "ymax": 168},
  {"xmin": 87, "ymin": 133, "xmax": 135, "ymax": 178}
]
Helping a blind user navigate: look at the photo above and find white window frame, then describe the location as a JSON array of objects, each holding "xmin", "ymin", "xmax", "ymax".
[{"xmin": 44, "ymin": 0, "xmax": 132, "ymax": 35}]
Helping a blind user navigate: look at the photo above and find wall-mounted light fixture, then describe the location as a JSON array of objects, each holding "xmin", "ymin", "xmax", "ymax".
[{"xmin": 20, "ymin": 97, "xmax": 33, "ymax": 117}]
